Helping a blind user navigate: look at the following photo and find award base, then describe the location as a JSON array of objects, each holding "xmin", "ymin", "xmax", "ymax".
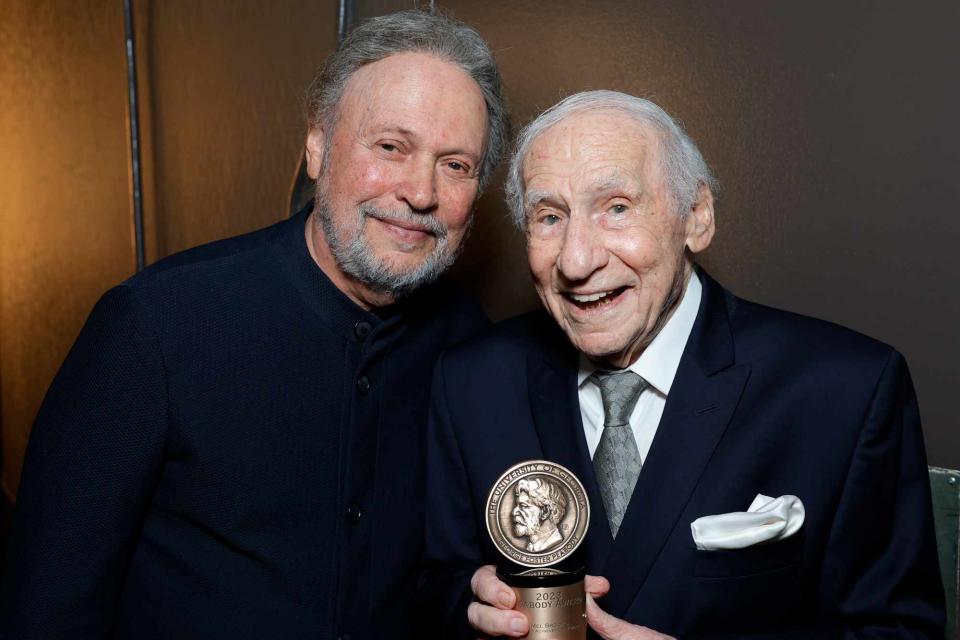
[{"xmin": 497, "ymin": 566, "xmax": 587, "ymax": 640}]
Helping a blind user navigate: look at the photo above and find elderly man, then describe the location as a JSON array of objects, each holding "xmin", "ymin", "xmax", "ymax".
[
  {"xmin": 3, "ymin": 11, "xmax": 508, "ymax": 640},
  {"xmin": 421, "ymin": 91, "xmax": 943, "ymax": 639}
]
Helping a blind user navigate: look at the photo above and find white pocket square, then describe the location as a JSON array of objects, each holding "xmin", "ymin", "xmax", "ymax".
[{"xmin": 690, "ymin": 494, "xmax": 805, "ymax": 551}]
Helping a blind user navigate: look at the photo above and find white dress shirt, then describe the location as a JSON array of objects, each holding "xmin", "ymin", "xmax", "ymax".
[{"xmin": 578, "ymin": 271, "xmax": 702, "ymax": 461}]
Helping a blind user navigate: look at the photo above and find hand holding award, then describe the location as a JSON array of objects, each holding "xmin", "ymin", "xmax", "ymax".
[{"xmin": 485, "ymin": 460, "xmax": 591, "ymax": 640}]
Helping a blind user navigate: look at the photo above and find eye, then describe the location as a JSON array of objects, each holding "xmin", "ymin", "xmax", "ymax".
[
  {"xmin": 378, "ymin": 141, "xmax": 400, "ymax": 153},
  {"xmin": 540, "ymin": 213, "xmax": 561, "ymax": 226},
  {"xmin": 609, "ymin": 203, "xmax": 629, "ymax": 215},
  {"xmin": 443, "ymin": 159, "xmax": 473, "ymax": 176}
]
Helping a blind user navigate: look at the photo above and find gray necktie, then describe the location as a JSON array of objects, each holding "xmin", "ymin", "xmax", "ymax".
[{"xmin": 591, "ymin": 370, "xmax": 648, "ymax": 538}]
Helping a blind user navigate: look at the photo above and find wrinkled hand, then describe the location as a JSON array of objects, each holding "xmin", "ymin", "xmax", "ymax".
[
  {"xmin": 468, "ymin": 566, "xmax": 613, "ymax": 638},
  {"xmin": 586, "ymin": 588, "xmax": 676, "ymax": 640}
]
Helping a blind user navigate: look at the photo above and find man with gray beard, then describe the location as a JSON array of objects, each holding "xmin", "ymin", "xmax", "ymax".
[{"xmin": 3, "ymin": 10, "xmax": 508, "ymax": 640}]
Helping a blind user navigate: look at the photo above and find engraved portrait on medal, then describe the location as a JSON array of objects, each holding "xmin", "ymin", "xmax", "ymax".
[
  {"xmin": 487, "ymin": 460, "xmax": 589, "ymax": 567},
  {"xmin": 485, "ymin": 460, "xmax": 592, "ymax": 639}
]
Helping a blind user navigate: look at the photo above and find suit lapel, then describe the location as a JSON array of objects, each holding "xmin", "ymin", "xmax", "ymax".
[
  {"xmin": 599, "ymin": 271, "xmax": 751, "ymax": 616},
  {"xmin": 527, "ymin": 318, "xmax": 614, "ymax": 570}
]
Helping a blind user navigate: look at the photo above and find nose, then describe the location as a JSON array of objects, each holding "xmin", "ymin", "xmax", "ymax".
[
  {"xmin": 556, "ymin": 214, "xmax": 606, "ymax": 281},
  {"xmin": 397, "ymin": 158, "xmax": 438, "ymax": 212}
]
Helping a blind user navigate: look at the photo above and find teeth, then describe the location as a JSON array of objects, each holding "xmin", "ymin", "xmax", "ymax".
[{"xmin": 570, "ymin": 290, "xmax": 613, "ymax": 303}]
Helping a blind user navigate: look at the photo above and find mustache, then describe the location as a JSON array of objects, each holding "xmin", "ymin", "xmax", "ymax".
[{"xmin": 359, "ymin": 204, "xmax": 448, "ymax": 239}]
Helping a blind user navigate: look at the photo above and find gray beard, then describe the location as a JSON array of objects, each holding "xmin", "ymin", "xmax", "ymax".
[{"xmin": 313, "ymin": 186, "xmax": 467, "ymax": 300}]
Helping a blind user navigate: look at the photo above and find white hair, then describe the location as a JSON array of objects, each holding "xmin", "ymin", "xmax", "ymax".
[{"xmin": 505, "ymin": 90, "xmax": 718, "ymax": 229}]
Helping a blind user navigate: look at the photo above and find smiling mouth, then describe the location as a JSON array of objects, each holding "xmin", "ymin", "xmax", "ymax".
[
  {"xmin": 563, "ymin": 286, "xmax": 629, "ymax": 310},
  {"xmin": 372, "ymin": 216, "xmax": 434, "ymax": 235},
  {"xmin": 362, "ymin": 206, "xmax": 443, "ymax": 238}
]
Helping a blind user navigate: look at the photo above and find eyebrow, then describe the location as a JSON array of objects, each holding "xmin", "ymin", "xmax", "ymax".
[
  {"xmin": 589, "ymin": 176, "xmax": 646, "ymax": 203},
  {"xmin": 376, "ymin": 126, "xmax": 418, "ymax": 140},
  {"xmin": 377, "ymin": 126, "xmax": 481, "ymax": 162},
  {"xmin": 523, "ymin": 178, "xmax": 642, "ymax": 211},
  {"xmin": 524, "ymin": 189, "xmax": 556, "ymax": 211}
]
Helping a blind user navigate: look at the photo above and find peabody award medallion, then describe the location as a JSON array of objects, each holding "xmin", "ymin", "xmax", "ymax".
[
  {"xmin": 486, "ymin": 461, "xmax": 590, "ymax": 567},
  {"xmin": 485, "ymin": 460, "xmax": 590, "ymax": 640}
]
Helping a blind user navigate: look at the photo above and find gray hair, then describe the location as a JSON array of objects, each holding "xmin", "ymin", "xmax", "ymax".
[
  {"xmin": 505, "ymin": 90, "xmax": 717, "ymax": 229},
  {"xmin": 306, "ymin": 10, "xmax": 510, "ymax": 191}
]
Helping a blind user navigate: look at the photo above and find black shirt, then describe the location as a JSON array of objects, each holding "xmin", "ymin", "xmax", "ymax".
[{"xmin": 3, "ymin": 207, "xmax": 488, "ymax": 639}]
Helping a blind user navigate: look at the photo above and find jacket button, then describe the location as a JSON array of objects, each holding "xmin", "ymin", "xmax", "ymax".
[
  {"xmin": 346, "ymin": 504, "xmax": 362, "ymax": 524},
  {"xmin": 356, "ymin": 376, "xmax": 370, "ymax": 395},
  {"xmin": 354, "ymin": 321, "xmax": 372, "ymax": 340}
]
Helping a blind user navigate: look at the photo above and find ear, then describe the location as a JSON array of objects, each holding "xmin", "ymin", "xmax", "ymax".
[
  {"xmin": 684, "ymin": 182, "xmax": 716, "ymax": 254},
  {"xmin": 304, "ymin": 127, "xmax": 326, "ymax": 180}
]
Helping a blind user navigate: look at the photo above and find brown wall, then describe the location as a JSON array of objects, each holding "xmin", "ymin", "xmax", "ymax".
[
  {"xmin": 138, "ymin": 0, "xmax": 336, "ymax": 261},
  {"xmin": 0, "ymin": 0, "xmax": 337, "ymax": 499},
  {"xmin": 0, "ymin": 1, "xmax": 137, "ymax": 498},
  {"xmin": 2, "ymin": 0, "xmax": 958, "ymax": 500}
]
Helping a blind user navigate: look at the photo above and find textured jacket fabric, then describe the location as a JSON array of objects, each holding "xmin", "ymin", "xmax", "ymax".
[
  {"xmin": 422, "ymin": 270, "xmax": 944, "ymax": 639},
  {"xmin": 3, "ymin": 207, "xmax": 488, "ymax": 639}
]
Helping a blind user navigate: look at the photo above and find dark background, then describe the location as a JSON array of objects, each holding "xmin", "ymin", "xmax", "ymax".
[{"xmin": 2, "ymin": 0, "xmax": 958, "ymax": 503}]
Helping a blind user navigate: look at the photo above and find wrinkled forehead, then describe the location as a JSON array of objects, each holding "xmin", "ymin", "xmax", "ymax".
[
  {"xmin": 336, "ymin": 52, "xmax": 488, "ymax": 144},
  {"xmin": 521, "ymin": 110, "xmax": 662, "ymax": 189}
]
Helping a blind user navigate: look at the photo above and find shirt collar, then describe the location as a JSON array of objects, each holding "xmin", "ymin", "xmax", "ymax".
[
  {"xmin": 279, "ymin": 202, "xmax": 401, "ymax": 342},
  {"xmin": 577, "ymin": 270, "xmax": 702, "ymax": 396}
]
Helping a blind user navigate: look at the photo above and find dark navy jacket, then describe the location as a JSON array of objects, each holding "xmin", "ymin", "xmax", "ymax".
[
  {"xmin": 3, "ymin": 207, "xmax": 488, "ymax": 639},
  {"xmin": 422, "ymin": 270, "xmax": 944, "ymax": 639}
]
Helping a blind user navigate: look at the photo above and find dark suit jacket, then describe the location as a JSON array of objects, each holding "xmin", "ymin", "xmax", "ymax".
[{"xmin": 422, "ymin": 271, "xmax": 944, "ymax": 639}]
